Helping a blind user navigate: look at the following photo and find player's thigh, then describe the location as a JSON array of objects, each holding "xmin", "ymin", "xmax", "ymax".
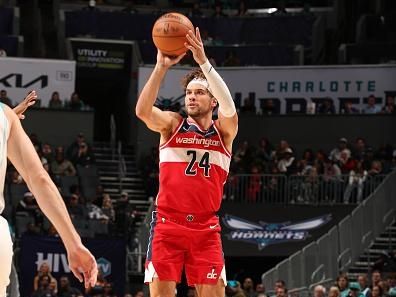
[
  {"xmin": 0, "ymin": 217, "xmax": 13, "ymax": 296},
  {"xmin": 149, "ymin": 278, "xmax": 177, "ymax": 297},
  {"xmin": 195, "ymin": 278, "xmax": 225, "ymax": 297}
]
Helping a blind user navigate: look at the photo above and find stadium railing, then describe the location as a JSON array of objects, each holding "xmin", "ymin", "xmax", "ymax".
[{"xmin": 261, "ymin": 170, "xmax": 396, "ymax": 294}]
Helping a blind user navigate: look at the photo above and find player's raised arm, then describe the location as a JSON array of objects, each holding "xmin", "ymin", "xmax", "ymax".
[
  {"xmin": 135, "ymin": 50, "xmax": 185, "ymax": 134},
  {"xmin": 4, "ymin": 105, "xmax": 97, "ymax": 288},
  {"xmin": 185, "ymin": 27, "xmax": 238, "ymax": 142}
]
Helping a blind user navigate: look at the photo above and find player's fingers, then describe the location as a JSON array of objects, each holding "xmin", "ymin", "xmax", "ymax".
[
  {"xmin": 196, "ymin": 27, "xmax": 202, "ymax": 42},
  {"xmin": 20, "ymin": 115, "xmax": 25, "ymax": 120},
  {"xmin": 186, "ymin": 34, "xmax": 200, "ymax": 48},
  {"xmin": 70, "ymin": 267, "xmax": 83, "ymax": 283},
  {"xmin": 184, "ymin": 43, "xmax": 195, "ymax": 53}
]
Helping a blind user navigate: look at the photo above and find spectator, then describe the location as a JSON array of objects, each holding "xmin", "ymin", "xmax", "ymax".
[
  {"xmin": 9, "ymin": 169, "xmax": 23, "ymax": 184},
  {"xmin": 378, "ymin": 281, "xmax": 389, "ymax": 296},
  {"xmin": 67, "ymin": 194, "xmax": 87, "ymax": 220},
  {"xmin": 114, "ymin": 191, "xmax": 133, "ymax": 236},
  {"xmin": 48, "ymin": 278, "xmax": 57, "ymax": 296},
  {"xmin": 314, "ymin": 285, "xmax": 326, "ymax": 297},
  {"xmin": 358, "ymin": 274, "xmax": 371, "ymax": 297},
  {"xmin": 329, "ymin": 138, "xmax": 351, "ymax": 163},
  {"xmin": 362, "ymin": 95, "xmax": 381, "ymax": 114},
  {"xmin": 240, "ymin": 97, "xmax": 256, "ymax": 114},
  {"xmin": 341, "ymin": 100, "xmax": 360, "ymax": 114},
  {"xmin": 51, "ymin": 150, "xmax": 77, "ymax": 176},
  {"xmin": 188, "ymin": 2, "xmax": 203, "ymax": 17},
  {"xmin": 348, "ymin": 282, "xmax": 362, "ymax": 297},
  {"xmin": 16, "ymin": 192, "xmax": 40, "ymax": 220},
  {"xmin": 276, "ymin": 287, "xmax": 288, "ymax": 297},
  {"xmin": 0, "ymin": 48, "xmax": 7, "ymax": 57},
  {"xmin": 277, "ymin": 148, "xmax": 297, "ymax": 175},
  {"xmin": 372, "ymin": 270, "xmax": 382, "ymax": 288},
  {"xmin": 33, "ymin": 262, "xmax": 57, "ymax": 292},
  {"xmin": 134, "ymin": 290, "xmax": 144, "ymax": 297},
  {"xmin": 329, "ymin": 286, "xmax": 341, "ymax": 297},
  {"xmin": 297, "ymin": 148, "xmax": 315, "ymax": 175},
  {"xmin": 66, "ymin": 92, "xmax": 84, "ymax": 110},
  {"xmin": 212, "ymin": 2, "xmax": 227, "ymax": 18},
  {"xmin": 381, "ymin": 95, "xmax": 396, "ymax": 114},
  {"xmin": 275, "ymin": 140, "xmax": 291, "ymax": 161},
  {"xmin": 236, "ymin": 1, "xmax": 248, "ymax": 16},
  {"xmin": 47, "ymin": 224, "xmax": 59, "ymax": 237},
  {"xmin": 337, "ymin": 273, "xmax": 350, "ymax": 297},
  {"xmin": 48, "ymin": 91, "xmax": 63, "ymax": 109},
  {"xmin": 256, "ymin": 284, "xmax": 266, "ymax": 297},
  {"xmin": 368, "ymin": 160, "xmax": 383, "ymax": 176},
  {"xmin": 242, "ymin": 277, "xmax": 255, "ymax": 297},
  {"xmin": 233, "ymin": 140, "xmax": 253, "ymax": 173},
  {"xmin": 317, "ymin": 98, "xmax": 336, "ymax": 114},
  {"xmin": 255, "ymin": 137, "xmax": 274, "ymax": 169},
  {"xmin": 103, "ymin": 283, "xmax": 114, "ymax": 297},
  {"xmin": 353, "ymin": 138, "xmax": 367, "ymax": 161},
  {"xmin": 223, "ymin": 50, "xmax": 241, "ymax": 67},
  {"xmin": 86, "ymin": 197, "xmax": 109, "ymax": 221},
  {"xmin": 0, "ymin": 89, "xmax": 12, "ymax": 107},
  {"xmin": 67, "ymin": 133, "xmax": 87, "ymax": 162},
  {"xmin": 57, "ymin": 275, "xmax": 82, "ymax": 297},
  {"xmin": 272, "ymin": 0, "xmax": 288, "ymax": 15},
  {"xmin": 73, "ymin": 141, "xmax": 95, "ymax": 167},
  {"xmin": 389, "ymin": 288, "xmax": 396, "ymax": 297},
  {"xmin": 32, "ymin": 275, "xmax": 56, "ymax": 297},
  {"xmin": 83, "ymin": 0, "xmax": 99, "ymax": 11},
  {"xmin": 261, "ymin": 99, "xmax": 278, "ymax": 115},
  {"xmin": 41, "ymin": 143, "xmax": 54, "ymax": 164},
  {"xmin": 102, "ymin": 193, "xmax": 115, "ymax": 223},
  {"xmin": 343, "ymin": 161, "xmax": 368, "ymax": 204},
  {"xmin": 274, "ymin": 280, "xmax": 286, "ymax": 290},
  {"xmin": 226, "ymin": 280, "xmax": 246, "ymax": 297},
  {"xmin": 338, "ymin": 149, "xmax": 357, "ymax": 174},
  {"xmin": 371, "ymin": 286, "xmax": 383, "ymax": 297},
  {"xmin": 121, "ymin": 0, "xmax": 138, "ymax": 14}
]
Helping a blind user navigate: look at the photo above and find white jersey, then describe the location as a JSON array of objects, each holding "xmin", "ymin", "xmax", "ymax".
[{"xmin": 0, "ymin": 104, "xmax": 9, "ymax": 214}]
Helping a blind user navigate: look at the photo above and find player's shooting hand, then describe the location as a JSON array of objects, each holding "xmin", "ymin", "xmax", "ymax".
[
  {"xmin": 185, "ymin": 27, "xmax": 207, "ymax": 65},
  {"xmin": 13, "ymin": 90, "xmax": 37, "ymax": 120},
  {"xmin": 67, "ymin": 243, "xmax": 98, "ymax": 289},
  {"xmin": 156, "ymin": 50, "xmax": 185, "ymax": 68}
]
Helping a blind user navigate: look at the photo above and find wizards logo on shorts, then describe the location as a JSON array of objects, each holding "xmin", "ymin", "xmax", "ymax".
[{"xmin": 222, "ymin": 214, "xmax": 332, "ymax": 250}]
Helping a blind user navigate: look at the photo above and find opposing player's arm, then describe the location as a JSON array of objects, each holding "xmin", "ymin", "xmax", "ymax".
[
  {"xmin": 136, "ymin": 50, "xmax": 185, "ymax": 133},
  {"xmin": 4, "ymin": 106, "xmax": 97, "ymax": 287}
]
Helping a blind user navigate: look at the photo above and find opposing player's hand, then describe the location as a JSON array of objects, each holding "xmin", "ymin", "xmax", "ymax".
[
  {"xmin": 13, "ymin": 90, "xmax": 37, "ymax": 120},
  {"xmin": 67, "ymin": 244, "xmax": 98, "ymax": 288},
  {"xmin": 156, "ymin": 50, "xmax": 185, "ymax": 68},
  {"xmin": 185, "ymin": 27, "xmax": 207, "ymax": 65}
]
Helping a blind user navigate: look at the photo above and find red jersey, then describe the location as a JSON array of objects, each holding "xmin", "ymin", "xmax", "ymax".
[{"xmin": 156, "ymin": 118, "xmax": 231, "ymax": 214}]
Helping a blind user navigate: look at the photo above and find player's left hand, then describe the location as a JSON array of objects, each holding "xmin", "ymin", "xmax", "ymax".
[
  {"xmin": 185, "ymin": 27, "xmax": 207, "ymax": 65},
  {"xmin": 13, "ymin": 90, "xmax": 37, "ymax": 120}
]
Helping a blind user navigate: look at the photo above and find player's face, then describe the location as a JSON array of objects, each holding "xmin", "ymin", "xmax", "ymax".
[{"xmin": 185, "ymin": 84, "xmax": 216, "ymax": 117}]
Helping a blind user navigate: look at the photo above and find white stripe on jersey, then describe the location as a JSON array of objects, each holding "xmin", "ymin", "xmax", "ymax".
[{"xmin": 160, "ymin": 147, "xmax": 231, "ymax": 173}]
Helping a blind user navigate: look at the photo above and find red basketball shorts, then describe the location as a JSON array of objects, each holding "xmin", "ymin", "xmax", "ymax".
[{"xmin": 144, "ymin": 210, "xmax": 227, "ymax": 286}]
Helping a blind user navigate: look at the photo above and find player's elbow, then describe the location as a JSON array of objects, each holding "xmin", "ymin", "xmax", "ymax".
[
  {"xmin": 135, "ymin": 105, "xmax": 149, "ymax": 121},
  {"xmin": 29, "ymin": 170, "xmax": 52, "ymax": 188}
]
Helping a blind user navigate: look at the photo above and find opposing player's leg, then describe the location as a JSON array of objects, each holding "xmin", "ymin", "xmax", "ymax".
[
  {"xmin": 195, "ymin": 278, "xmax": 225, "ymax": 297},
  {"xmin": 149, "ymin": 279, "xmax": 177, "ymax": 297},
  {"xmin": 0, "ymin": 216, "xmax": 13, "ymax": 297}
]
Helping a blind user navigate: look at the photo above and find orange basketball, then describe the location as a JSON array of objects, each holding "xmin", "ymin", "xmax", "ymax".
[{"xmin": 152, "ymin": 12, "xmax": 194, "ymax": 56}]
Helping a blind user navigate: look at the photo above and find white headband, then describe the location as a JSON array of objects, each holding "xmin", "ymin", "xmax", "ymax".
[{"xmin": 187, "ymin": 78, "xmax": 212, "ymax": 93}]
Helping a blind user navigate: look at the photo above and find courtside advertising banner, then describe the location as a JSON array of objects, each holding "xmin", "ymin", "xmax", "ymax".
[
  {"xmin": 19, "ymin": 235, "xmax": 126, "ymax": 297},
  {"xmin": 138, "ymin": 64, "xmax": 396, "ymax": 113},
  {"xmin": 0, "ymin": 57, "xmax": 75, "ymax": 107}
]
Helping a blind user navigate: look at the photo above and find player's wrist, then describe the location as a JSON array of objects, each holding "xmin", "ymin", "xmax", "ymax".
[{"xmin": 199, "ymin": 58, "xmax": 211, "ymax": 72}]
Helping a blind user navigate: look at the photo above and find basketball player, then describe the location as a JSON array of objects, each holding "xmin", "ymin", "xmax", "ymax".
[
  {"xmin": 0, "ymin": 90, "xmax": 97, "ymax": 297},
  {"xmin": 136, "ymin": 28, "xmax": 238, "ymax": 297}
]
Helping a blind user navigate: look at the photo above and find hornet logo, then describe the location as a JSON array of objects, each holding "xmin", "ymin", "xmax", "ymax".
[{"xmin": 223, "ymin": 214, "xmax": 332, "ymax": 250}]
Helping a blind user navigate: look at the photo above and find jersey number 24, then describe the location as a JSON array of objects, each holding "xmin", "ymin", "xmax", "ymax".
[{"xmin": 185, "ymin": 150, "xmax": 211, "ymax": 177}]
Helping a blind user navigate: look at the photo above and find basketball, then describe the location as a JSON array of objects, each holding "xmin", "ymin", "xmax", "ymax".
[{"xmin": 152, "ymin": 12, "xmax": 194, "ymax": 56}]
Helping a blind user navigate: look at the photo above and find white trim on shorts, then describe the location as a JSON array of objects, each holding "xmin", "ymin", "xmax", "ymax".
[{"xmin": 0, "ymin": 216, "xmax": 13, "ymax": 297}]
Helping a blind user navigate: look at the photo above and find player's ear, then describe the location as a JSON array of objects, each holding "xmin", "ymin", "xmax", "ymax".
[{"xmin": 211, "ymin": 98, "xmax": 218, "ymax": 108}]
